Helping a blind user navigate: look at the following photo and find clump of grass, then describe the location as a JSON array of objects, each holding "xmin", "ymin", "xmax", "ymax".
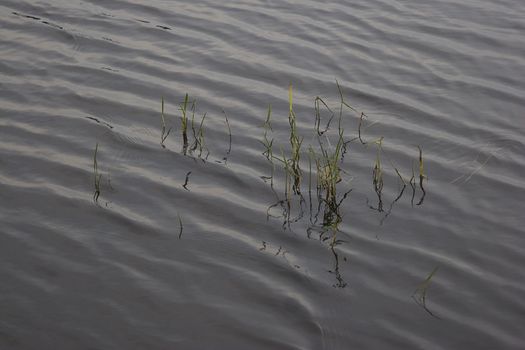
[
  {"xmin": 93, "ymin": 143, "xmax": 102, "ymax": 202},
  {"xmin": 160, "ymin": 97, "xmax": 172, "ymax": 148},
  {"xmin": 412, "ymin": 266, "xmax": 440, "ymax": 318},
  {"xmin": 316, "ymin": 126, "xmax": 351, "ymax": 246}
]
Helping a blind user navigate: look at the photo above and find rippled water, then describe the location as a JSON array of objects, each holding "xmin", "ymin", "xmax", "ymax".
[{"xmin": 1, "ymin": 0, "xmax": 524, "ymax": 349}]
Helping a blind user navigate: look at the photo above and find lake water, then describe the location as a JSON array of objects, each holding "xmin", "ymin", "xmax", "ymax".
[{"xmin": 1, "ymin": 1, "xmax": 524, "ymax": 349}]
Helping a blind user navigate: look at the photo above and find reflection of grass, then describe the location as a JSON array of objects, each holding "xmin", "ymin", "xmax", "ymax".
[
  {"xmin": 287, "ymin": 83, "xmax": 303, "ymax": 194},
  {"xmin": 93, "ymin": 143, "xmax": 102, "ymax": 202},
  {"xmin": 413, "ymin": 266, "xmax": 440, "ymax": 318},
  {"xmin": 261, "ymin": 104, "xmax": 273, "ymax": 161},
  {"xmin": 372, "ymin": 137, "xmax": 384, "ymax": 212},
  {"xmin": 178, "ymin": 213, "xmax": 183, "ymax": 239},
  {"xmin": 160, "ymin": 97, "xmax": 172, "ymax": 148}
]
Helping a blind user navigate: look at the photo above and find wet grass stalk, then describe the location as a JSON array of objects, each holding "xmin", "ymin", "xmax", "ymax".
[
  {"xmin": 93, "ymin": 143, "xmax": 102, "ymax": 202},
  {"xmin": 160, "ymin": 97, "xmax": 172, "ymax": 148},
  {"xmin": 180, "ymin": 93, "xmax": 189, "ymax": 150}
]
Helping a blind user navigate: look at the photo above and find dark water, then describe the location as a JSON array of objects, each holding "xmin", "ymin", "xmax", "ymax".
[{"xmin": 1, "ymin": 1, "xmax": 525, "ymax": 349}]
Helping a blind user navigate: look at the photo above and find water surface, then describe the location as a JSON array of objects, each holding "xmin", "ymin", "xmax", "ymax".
[{"xmin": 1, "ymin": 0, "xmax": 525, "ymax": 349}]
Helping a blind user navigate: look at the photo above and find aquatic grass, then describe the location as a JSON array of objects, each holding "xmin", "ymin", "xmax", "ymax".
[
  {"xmin": 93, "ymin": 143, "xmax": 102, "ymax": 202},
  {"xmin": 160, "ymin": 97, "xmax": 172, "ymax": 148}
]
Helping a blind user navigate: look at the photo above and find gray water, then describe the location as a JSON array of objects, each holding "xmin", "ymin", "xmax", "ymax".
[{"xmin": 1, "ymin": 0, "xmax": 525, "ymax": 349}]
